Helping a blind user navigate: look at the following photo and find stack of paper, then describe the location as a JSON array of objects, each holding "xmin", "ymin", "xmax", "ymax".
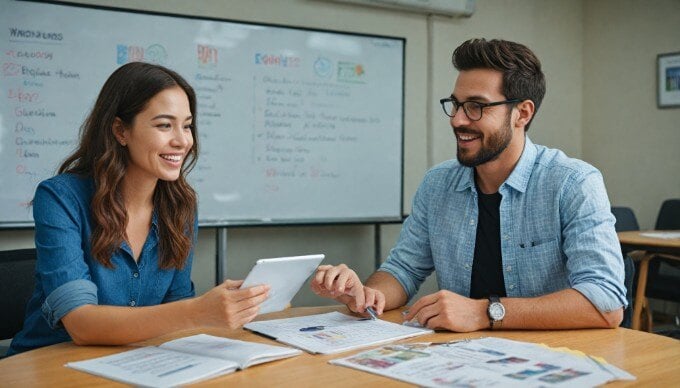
[{"xmin": 330, "ymin": 337, "xmax": 635, "ymax": 387}]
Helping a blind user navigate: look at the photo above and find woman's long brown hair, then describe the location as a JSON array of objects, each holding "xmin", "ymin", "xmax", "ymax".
[{"xmin": 59, "ymin": 62, "xmax": 198, "ymax": 269}]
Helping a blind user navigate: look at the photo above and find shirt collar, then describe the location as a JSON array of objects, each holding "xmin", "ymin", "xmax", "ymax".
[
  {"xmin": 503, "ymin": 136, "xmax": 537, "ymax": 193},
  {"xmin": 453, "ymin": 136, "xmax": 537, "ymax": 194}
]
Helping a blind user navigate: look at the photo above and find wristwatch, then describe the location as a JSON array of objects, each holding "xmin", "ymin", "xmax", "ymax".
[{"xmin": 487, "ymin": 295, "xmax": 505, "ymax": 330}]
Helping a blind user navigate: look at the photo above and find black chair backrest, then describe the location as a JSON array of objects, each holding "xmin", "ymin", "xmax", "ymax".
[
  {"xmin": 0, "ymin": 249, "xmax": 37, "ymax": 340},
  {"xmin": 647, "ymin": 199, "xmax": 680, "ymax": 303},
  {"xmin": 611, "ymin": 206, "xmax": 640, "ymax": 232},
  {"xmin": 610, "ymin": 206, "xmax": 639, "ymax": 328},
  {"xmin": 620, "ymin": 254, "xmax": 635, "ymax": 328},
  {"xmin": 655, "ymin": 199, "xmax": 680, "ymax": 230}
]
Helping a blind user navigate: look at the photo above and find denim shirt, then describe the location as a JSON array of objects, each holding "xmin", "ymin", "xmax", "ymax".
[
  {"xmin": 8, "ymin": 174, "xmax": 196, "ymax": 356},
  {"xmin": 380, "ymin": 138, "xmax": 627, "ymax": 313}
]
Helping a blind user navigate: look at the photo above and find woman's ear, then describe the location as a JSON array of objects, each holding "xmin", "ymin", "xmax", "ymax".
[
  {"xmin": 112, "ymin": 117, "xmax": 127, "ymax": 146},
  {"xmin": 514, "ymin": 99, "xmax": 535, "ymax": 130}
]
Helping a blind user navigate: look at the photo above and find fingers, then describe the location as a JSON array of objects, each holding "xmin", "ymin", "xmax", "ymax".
[
  {"xmin": 221, "ymin": 286, "xmax": 270, "ymax": 329},
  {"xmin": 414, "ymin": 304, "xmax": 438, "ymax": 328},
  {"xmin": 352, "ymin": 283, "xmax": 366, "ymax": 312},
  {"xmin": 403, "ymin": 293, "xmax": 437, "ymax": 321},
  {"xmin": 336, "ymin": 270, "xmax": 353, "ymax": 294},
  {"xmin": 364, "ymin": 288, "xmax": 386, "ymax": 315},
  {"xmin": 313, "ymin": 265, "xmax": 333, "ymax": 286},
  {"xmin": 230, "ymin": 283, "xmax": 269, "ymax": 302},
  {"xmin": 353, "ymin": 287, "xmax": 382, "ymax": 315},
  {"xmin": 322, "ymin": 264, "xmax": 347, "ymax": 291},
  {"xmin": 313, "ymin": 264, "xmax": 359, "ymax": 296},
  {"xmin": 223, "ymin": 279, "xmax": 244, "ymax": 289}
]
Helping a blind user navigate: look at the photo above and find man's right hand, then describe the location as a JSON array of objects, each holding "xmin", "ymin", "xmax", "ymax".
[{"xmin": 311, "ymin": 264, "xmax": 385, "ymax": 316}]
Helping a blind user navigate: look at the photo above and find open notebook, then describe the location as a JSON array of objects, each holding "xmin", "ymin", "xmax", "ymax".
[{"xmin": 66, "ymin": 334, "xmax": 301, "ymax": 387}]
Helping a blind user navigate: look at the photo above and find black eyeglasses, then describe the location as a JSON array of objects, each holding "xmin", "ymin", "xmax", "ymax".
[{"xmin": 439, "ymin": 97, "xmax": 521, "ymax": 121}]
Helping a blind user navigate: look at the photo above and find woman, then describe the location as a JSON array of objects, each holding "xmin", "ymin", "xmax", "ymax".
[{"xmin": 8, "ymin": 62, "xmax": 269, "ymax": 356}]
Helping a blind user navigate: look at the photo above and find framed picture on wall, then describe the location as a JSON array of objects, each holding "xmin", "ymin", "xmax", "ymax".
[{"xmin": 657, "ymin": 52, "xmax": 680, "ymax": 108}]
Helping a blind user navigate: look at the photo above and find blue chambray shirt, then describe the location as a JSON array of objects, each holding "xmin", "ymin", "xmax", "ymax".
[
  {"xmin": 380, "ymin": 137, "xmax": 627, "ymax": 313},
  {"xmin": 8, "ymin": 174, "xmax": 196, "ymax": 356}
]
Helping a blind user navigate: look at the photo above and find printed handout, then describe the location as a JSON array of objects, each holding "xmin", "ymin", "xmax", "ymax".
[
  {"xmin": 330, "ymin": 337, "xmax": 635, "ymax": 387},
  {"xmin": 244, "ymin": 311, "xmax": 433, "ymax": 354}
]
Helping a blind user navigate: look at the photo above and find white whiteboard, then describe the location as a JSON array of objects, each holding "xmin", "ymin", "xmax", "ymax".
[{"xmin": 0, "ymin": 0, "xmax": 404, "ymax": 227}]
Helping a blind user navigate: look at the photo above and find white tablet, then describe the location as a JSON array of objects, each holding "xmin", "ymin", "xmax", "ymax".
[{"xmin": 240, "ymin": 254, "xmax": 325, "ymax": 315}]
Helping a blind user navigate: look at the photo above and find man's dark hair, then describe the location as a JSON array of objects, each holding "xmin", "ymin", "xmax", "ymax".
[{"xmin": 452, "ymin": 38, "xmax": 545, "ymax": 131}]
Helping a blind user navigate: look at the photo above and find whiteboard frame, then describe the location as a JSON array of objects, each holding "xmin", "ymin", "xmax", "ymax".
[{"xmin": 0, "ymin": 0, "xmax": 405, "ymax": 229}]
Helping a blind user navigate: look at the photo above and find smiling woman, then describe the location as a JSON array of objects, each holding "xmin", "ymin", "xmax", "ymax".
[{"xmin": 7, "ymin": 63, "xmax": 271, "ymax": 357}]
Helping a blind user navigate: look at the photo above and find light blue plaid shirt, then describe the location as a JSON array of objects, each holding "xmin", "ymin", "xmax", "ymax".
[{"xmin": 380, "ymin": 137, "xmax": 626, "ymax": 313}]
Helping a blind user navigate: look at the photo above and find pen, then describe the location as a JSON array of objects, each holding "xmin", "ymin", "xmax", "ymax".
[
  {"xmin": 299, "ymin": 326, "xmax": 325, "ymax": 332},
  {"xmin": 365, "ymin": 306, "xmax": 378, "ymax": 320}
]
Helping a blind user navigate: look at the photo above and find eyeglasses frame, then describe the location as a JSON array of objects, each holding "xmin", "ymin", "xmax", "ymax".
[{"xmin": 439, "ymin": 97, "xmax": 522, "ymax": 121}]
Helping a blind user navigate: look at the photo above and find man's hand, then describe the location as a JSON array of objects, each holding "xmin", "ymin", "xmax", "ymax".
[
  {"xmin": 402, "ymin": 290, "xmax": 488, "ymax": 332},
  {"xmin": 311, "ymin": 264, "xmax": 386, "ymax": 315}
]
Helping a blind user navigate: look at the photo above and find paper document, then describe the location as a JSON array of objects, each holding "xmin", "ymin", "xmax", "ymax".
[
  {"xmin": 66, "ymin": 334, "xmax": 301, "ymax": 387},
  {"xmin": 244, "ymin": 311, "xmax": 433, "ymax": 354},
  {"xmin": 640, "ymin": 231, "xmax": 680, "ymax": 239},
  {"xmin": 330, "ymin": 337, "xmax": 635, "ymax": 387}
]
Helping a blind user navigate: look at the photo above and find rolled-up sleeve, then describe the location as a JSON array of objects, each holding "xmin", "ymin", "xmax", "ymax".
[
  {"xmin": 560, "ymin": 170, "xmax": 627, "ymax": 312},
  {"xmin": 33, "ymin": 179, "xmax": 99, "ymax": 328},
  {"xmin": 42, "ymin": 279, "xmax": 98, "ymax": 329}
]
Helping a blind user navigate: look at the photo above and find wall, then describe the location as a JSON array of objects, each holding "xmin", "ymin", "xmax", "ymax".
[
  {"xmin": 1, "ymin": 0, "xmax": 677, "ymax": 311},
  {"xmin": 583, "ymin": 0, "xmax": 680, "ymax": 229}
]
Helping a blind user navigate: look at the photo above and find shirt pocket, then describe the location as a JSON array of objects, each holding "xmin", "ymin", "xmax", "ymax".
[{"xmin": 515, "ymin": 237, "xmax": 568, "ymax": 296}]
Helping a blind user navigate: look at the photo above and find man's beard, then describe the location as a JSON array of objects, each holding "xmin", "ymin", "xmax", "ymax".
[{"xmin": 455, "ymin": 113, "xmax": 513, "ymax": 167}]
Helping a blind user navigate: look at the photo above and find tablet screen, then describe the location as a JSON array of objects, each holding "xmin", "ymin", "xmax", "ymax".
[{"xmin": 240, "ymin": 254, "xmax": 325, "ymax": 314}]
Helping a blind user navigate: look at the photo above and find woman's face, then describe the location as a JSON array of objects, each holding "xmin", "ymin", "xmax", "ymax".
[{"xmin": 115, "ymin": 86, "xmax": 194, "ymax": 184}]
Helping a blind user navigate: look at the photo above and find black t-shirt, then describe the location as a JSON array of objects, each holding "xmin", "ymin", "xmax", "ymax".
[{"xmin": 469, "ymin": 187, "xmax": 507, "ymax": 299}]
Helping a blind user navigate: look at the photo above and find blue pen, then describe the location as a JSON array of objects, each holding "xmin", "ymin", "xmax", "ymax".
[{"xmin": 299, "ymin": 326, "xmax": 325, "ymax": 332}]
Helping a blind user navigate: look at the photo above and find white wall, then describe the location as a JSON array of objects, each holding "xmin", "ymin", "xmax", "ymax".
[
  {"xmin": 1, "ymin": 0, "xmax": 678, "ymax": 309},
  {"xmin": 582, "ymin": 0, "xmax": 680, "ymax": 229}
]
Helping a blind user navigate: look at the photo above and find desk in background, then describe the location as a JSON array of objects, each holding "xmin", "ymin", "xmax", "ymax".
[
  {"xmin": 1, "ymin": 306, "xmax": 679, "ymax": 387},
  {"xmin": 618, "ymin": 230, "xmax": 680, "ymax": 331}
]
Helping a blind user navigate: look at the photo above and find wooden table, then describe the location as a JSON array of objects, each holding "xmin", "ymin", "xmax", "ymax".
[
  {"xmin": 1, "ymin": 306, "xmax": 679, "ymax": 387},
  {"xmin": 617, "ymin": 230, "xmax": 680, "ymax": 331}
]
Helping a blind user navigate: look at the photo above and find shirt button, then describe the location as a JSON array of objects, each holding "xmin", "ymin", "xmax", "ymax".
[
  {"xmin": 129, "ymin": 300, "xmax": 136, "ymax": 307},
  {"xmin": 133, "ymin": 272, "xmax": 139, "ymax": 278},
  {"xmin": 469, "ymin": 219, "xmax": 475, "ymax": 225},
  {"xmin": 506, "ymin": 266, "xmax": 512, "ymax": 272},
  {"xmin": 503, "ymin": 234, "xmax": 510, "ymax": 240},
  {"xmin": 509, "ymin": 284, "xmax": 515, "ymax": 290}
]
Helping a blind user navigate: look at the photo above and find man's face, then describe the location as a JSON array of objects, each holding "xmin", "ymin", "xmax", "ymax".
[{"xmin": 450, "ymin": 69, "xmax": 515, "ymax": 167}]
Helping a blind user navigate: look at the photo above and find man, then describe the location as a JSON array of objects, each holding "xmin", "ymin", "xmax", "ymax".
[{"xmin": 312, "ymin": 38, "xmax": 626, "ymax": 331}]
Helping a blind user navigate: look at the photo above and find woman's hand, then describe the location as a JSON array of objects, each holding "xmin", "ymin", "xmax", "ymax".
[{"xmin": 191, "ymin": 279, "xmax": 270, "ymax": 329}]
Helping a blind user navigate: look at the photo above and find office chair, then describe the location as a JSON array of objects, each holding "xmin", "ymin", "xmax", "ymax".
[
  {"xmin": 610, "ymin": 206, "xmax": 638, "ymax": 328},
  {"xmin": 646, "ymin": 199, "xmax": 680, "ymax": 304},
  {"xmin": 0, "ymin": 249, "xmax": 37, "ymax": 357}
]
